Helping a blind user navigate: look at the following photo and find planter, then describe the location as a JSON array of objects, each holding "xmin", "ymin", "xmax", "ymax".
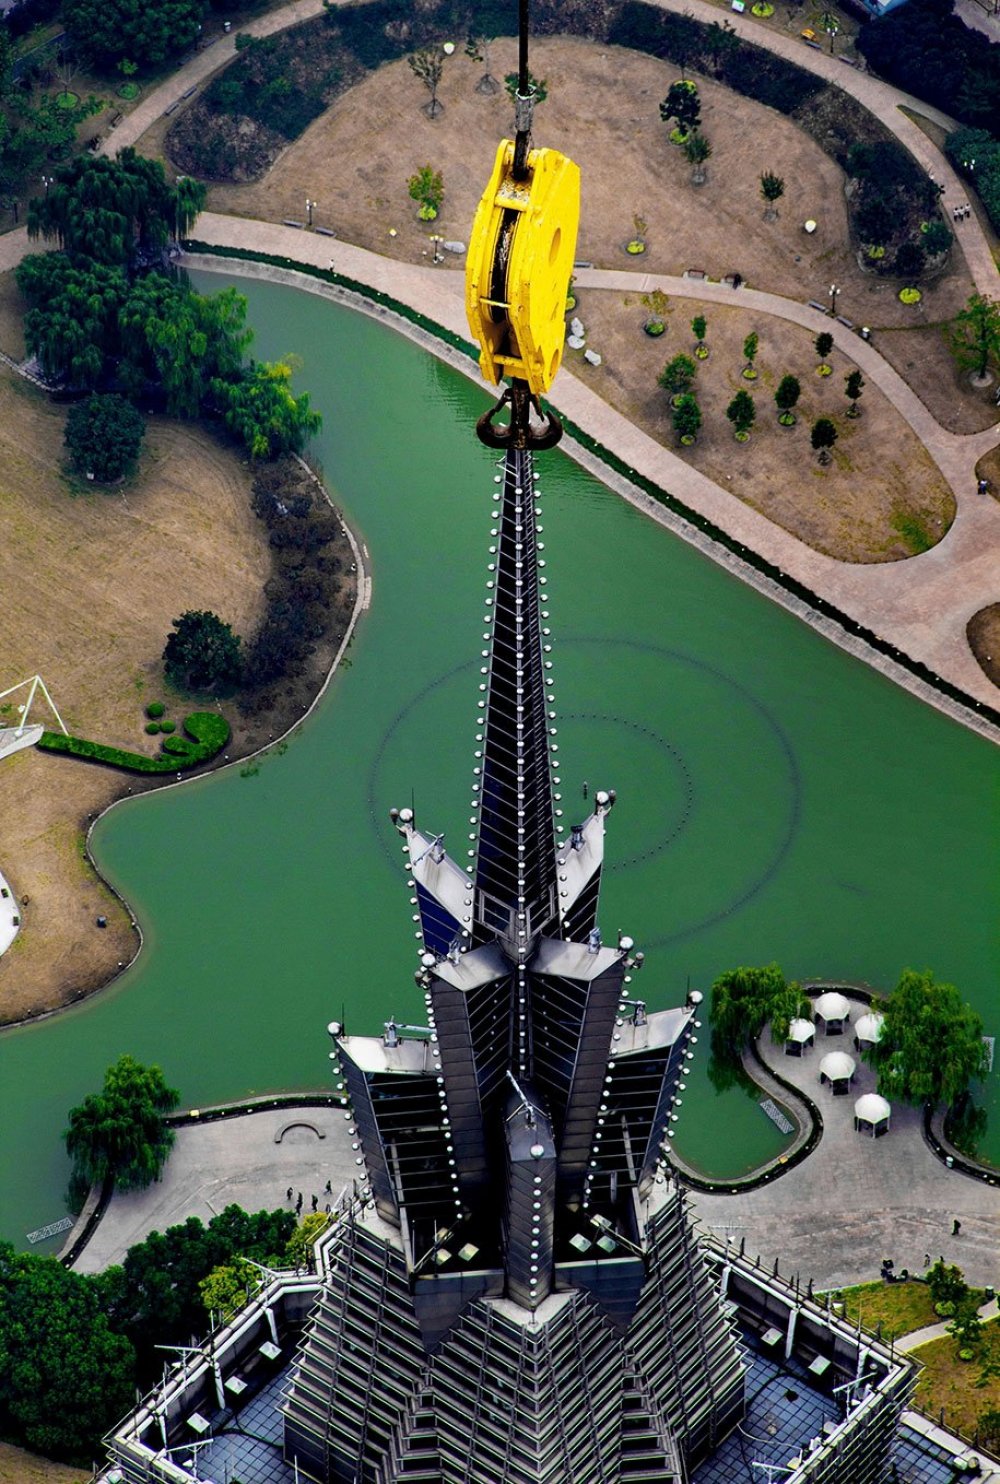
[
  {"xmin": 565, "ymin": 294, "xmax": 577, "ymax": 313},
  {"xmin": 679, "ymin": 434, "xmax": 696, "ymax": 445},
  {"xmin": 742, "ymin": 367, "xmax": 758, "ymax": 381},
  {"xmin": 56, "ymin": 90, "xmax": 80, "ymax": 108},
  {"xmin": 117, "ymin": 82, "xmax": 140, "ymax": 100},
  {"xmin": 777, "ymin": 412, "xmax": 796, "ymax": 426},
  {"xmin": 643, "ymin": 319, "xmax": 666, "ymax": 337},
  {"xmin": 694, "ymin": 345, "xmax": 709, "ymax": 359},
  {"xmin": 625, "ymin": 240, "xmax": 646, "ymax": 255},
  {"xmin": 898, "ymin": 287, "xmax": 922, "ymax": 305},
  {"xmin": 735, "ymin": 429, "xmax": 751, "ymax": 442},
  {"xmin": 816, "ymin": 364, "xmax": 832, "ymax": 377},
  {"xmin": 417, "ymin": 205, "xmax": 439, "ymax": 222},
  {"xmin": 751, "ymin": 2, "xmax": 775, "ymax": 14}
]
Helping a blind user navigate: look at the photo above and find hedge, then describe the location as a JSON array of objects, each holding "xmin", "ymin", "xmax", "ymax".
[
  {"xmin": 37, "ymin": 711, "xmax": 230, "ymax": 774},
  {"xmin": 182, "ymin": 242, "xmax": 1000, "ymax": 736}
]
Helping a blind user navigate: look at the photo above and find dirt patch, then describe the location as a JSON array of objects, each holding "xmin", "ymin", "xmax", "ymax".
[
  {"xmin": 967, "ymin": 604, "xmax": 1000, "ymax": 689},
  {"xmin": 0, "ymin": 1442, "xmax": 87, "ymax": 1484},
  {"xmin": 875, "ymin": 322, "xmax": 998, "ymax": 436},
  {"xmin": 572, "ymin": 288, "xmax": 954, "ymax": 561},
  {"xmin": 0, "ymin": 271, "xmax": 27, "ymax": 361}
]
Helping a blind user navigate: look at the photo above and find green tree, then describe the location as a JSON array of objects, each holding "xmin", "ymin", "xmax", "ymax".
[
  {"xmin": 926, "ymin": 1259, "xmax": 969, "ymax": 1309},
  {"xmin": 107, "ymin": 1205, "xmax": 295, "ymax": 1382},
  {"xmin": 211, "ymin": 358, "xmax": 322, "ymax": 459},
  {"xmin": 28, "ymin": 149, "xmax": 205, "ymax": 265},
  {"xmin": 950, "ymin": 293, "xmax": 1000, "ymax": 383},
  {"xmin": 774, "ymin": 373, "xmax": 801, "ymax": 424},
  {"xmin": 815, "ymin": 330, "xmax": 834, "ymax": 371},
  {"xmin": 691, "ymin": 313, "xmax": 708, "ymax": 356},
  {"xmin": 726, "ymin": 387, "xmax": 756, "ymax": 439},
  {"xmin": 845, "ymin": 368, "xmax": 865, "ymax": 417},
  {"xmin": 200, "ymin": 1258, "xmax": 257, "ymax": 1323},
  {"xmin": 741, "ymin": 331, "xmax": 759, "ymax": 380},
  {"xmin": 659, "ymin": 80, "xmax": 701, "ymax": 139},
  {"xmin": 408, "ymin": 164, "xmax": 444, "ymax": 219},
  {"xmin": 658, "ymin": 351, "xmax": 697, "ymax": 399},
  {"xmin": 465, "ymin": 33, "xmax": 499, "ymax": 94},
  {"xmin": 671, "ymin": 392, "xmax": 701, "ymax": 444},
  {"xmin": 922, "ymin": 218, "xmax": 952, "ymax": 257},
  {"xmin": 287, "ymin": 1210, "xmax": 332, "ymax": 1267},
  {"xmin": 811, "ymin": 416, "xmax": 838, "ymax": 463},
  {"xmin": 863, "ymin": 968, "xmax": 989, "ymax": 1108},
  {"xmin": 683, "ymin": 130, "xmax": 712, "ymax": 184},
  {"xmin": 64, "ymin": 0, "xmax": 204, "ymax": 72},
  {"xmin": 119, "ymin": 276, "xmax": 251, "ymax": 417},
  {"xmin": 503, "ymin": 69, "xmax": 547, "ymax": 104},
  {"xmin": 164, "ymin": 609, "xmax": 242, "ymax": 690},
  {"xmin": 0, "ymin": 1242, "xmax": 135, "ymax": 1463},
  {"xmin": 16, "ymin": 253, "xmax": 127, "ymax": 386},
  {"xmin": 64, "ymin": 393, "xmax": 146, "ymax": 482},
  {"xmin": 409, "ymin": 48, "xmax": 444, "ymax": 118},
  {"xmin": 709, "ymin": 963, "xmax": 803, "ymax": 1055},
  {"xmin": 760, "ymin": 170, "xmax": 785, "ymax": 219},
  {"xmin": 64, "ymin": 1054, "xmax": 179, "ymax": 1192}
]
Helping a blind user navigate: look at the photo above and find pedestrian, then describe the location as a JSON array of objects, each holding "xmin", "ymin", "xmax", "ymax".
[
  {"xmin": 582, "ymin": 781, "xmax": 588, "ymax": 800},
  {"xmin": 952, "ymin": 1218, "xmax": 962, "ymax": 1236},
  {"xmin": 924, "ymin": 1253, "xmax": 931, "ymax": 1268},
  {"xmin": 295, "ymin": 1192, "xmax": 303, "ymax": 1215},
  {"xmin": 325, "ymin": 1202, "xmax": 331, "ymax": 1214},
  {"xmin": 325, "ymin": 1179, "xmax": 332, "ymax": 1194},
  {"xmin": 311, "ymin": 1193, "xmax": 318, "ymax": 1212},
  {"xmin": 978, "ymin": 478, "xmax": 989, "ymax": 496},
  {"xmin": 287, "ymin": 1186, "xmax": 293, "ymax": 1202}
]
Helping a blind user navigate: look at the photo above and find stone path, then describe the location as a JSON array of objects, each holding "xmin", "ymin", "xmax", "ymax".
[
  {"xmin": 898, "ymin": 1297, "xmax": 1000, "ymax": 1354},
  {"xmin": 72, "ymin": 1104, "xmax": 360, "ymax": 1274},
  {"xmin": 687, "ymin": 1026, "xmax": 999, "ymax": 1291}
]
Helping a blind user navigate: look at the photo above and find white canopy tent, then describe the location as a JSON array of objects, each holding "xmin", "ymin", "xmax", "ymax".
[
  {"xmin": 814, "ymin": 991, "xmax": 851, "ymax": 1035},
  {"xmin": 854, "ymin": 1012, "xmax": 885, "ymax": 1048},
  {"xmin": 819, "ymin": 1050, "xmax": 856, "ymax": 1094},
  {"xmin": 854, "ymin": 1092, "xmax": 891, "ymax": 1137},
  {"xmin": 784, "ymin": 1018, "xmax": 816, "ymax": 1056}
]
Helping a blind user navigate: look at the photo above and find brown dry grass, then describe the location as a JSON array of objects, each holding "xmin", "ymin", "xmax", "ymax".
[
  {"xmin": 0, "ymin": 1443, "xmax": 87, "ymax": 1484},
  {"xmin": 912, "ymin": 1320, "xmax": 1000, "ymax": 1441},
  {"xmin": 573, "ymin": 288, "xmax": 953, "ymax": 560},
  {"xmin": 178, "ymin": 35, "xmax": 975, "ymax": 343},
  {"xmin": 0, "ymin": 357, "xmax": 269, "ymax": 1025}
]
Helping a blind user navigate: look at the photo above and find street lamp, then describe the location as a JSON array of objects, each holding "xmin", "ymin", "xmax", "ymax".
[
  {"xmin": 42, "ymin": 175, "xmax": 52, "ymax": 197},
  {"xmin": 829, "ymin": 283, "xmax": 840, "ymax": 316},
  {"xmin": 305, "ymin": 197, "xmax": 316, "ymax": 227},
  {"xmin": 429, "ymin": 233, "xmax": 444, "ymax": 263}
]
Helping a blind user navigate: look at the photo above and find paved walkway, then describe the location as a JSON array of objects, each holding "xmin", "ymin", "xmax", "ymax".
[
  {"xmin": 897, "ymin": 1296, "xmax": 1000, "ymax": 1354},
  {"xmin": 186, "ymin": 221, "xmax": 1000, "ymax": 723},
  {"xmin": 72, "ymin": 1104, "xmax": 360, "ymax": 1273},
  {"xmin": 688, "ymin": 1022, "xmax": 999, "ymax": 1291}
]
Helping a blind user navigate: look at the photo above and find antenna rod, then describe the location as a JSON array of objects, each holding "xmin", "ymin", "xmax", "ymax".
[
  {"xmin": 518, "ymin": 0, "xmax": 529, "ymax": 96},
  {"xmin": 513, "ymin": 0, "xmax": 532, "ymax": 180}
]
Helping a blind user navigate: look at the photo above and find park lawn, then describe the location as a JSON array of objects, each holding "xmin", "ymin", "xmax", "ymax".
[
  {"xmin": 0, "ymin": 362, "xmax": 268, "ymax": 1026},
  {"xmin": 911, "ymin": 1319, "xmax": 1000, "ymax": 1441},
  {"xmin": 0, "ymin": 1442, "xmax": 87, "ymax": 1484},
  {"xmin": 821, "ymin": 1279, "xmax": 939, "ymax": 1340}
]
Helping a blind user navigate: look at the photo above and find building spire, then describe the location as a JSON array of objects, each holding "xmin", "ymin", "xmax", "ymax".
[{"xmin": 472, "ymin": 447, "xmax": 558, "ymax": 964}]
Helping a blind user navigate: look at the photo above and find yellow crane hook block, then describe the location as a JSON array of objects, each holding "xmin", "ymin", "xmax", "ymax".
[{"xmin": 465, "ymin": 138, "xmax": 580, "ymax": 398}]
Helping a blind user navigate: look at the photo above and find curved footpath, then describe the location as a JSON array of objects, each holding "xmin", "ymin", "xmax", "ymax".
[{"xmin": 184, "ymin": 226, "xmax": 1000, "ymax": 735}]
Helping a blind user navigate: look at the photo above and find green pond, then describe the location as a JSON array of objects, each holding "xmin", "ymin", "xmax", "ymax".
[{"xmin": 2, "ymin": 273, "xmax": 998, "ymax": 1248}]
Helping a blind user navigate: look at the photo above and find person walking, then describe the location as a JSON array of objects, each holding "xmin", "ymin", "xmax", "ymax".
[
  {"xmin": 287, "ymin": 1186, "xmax": 294, "ymax": 1202},
  {"xmin": 952, "ymin": 1218, "xmax": 962, "ymax": 1236},
  {"xmin": 295, "ymin": 1191, "xmax": 303, "ymax": 1215}
]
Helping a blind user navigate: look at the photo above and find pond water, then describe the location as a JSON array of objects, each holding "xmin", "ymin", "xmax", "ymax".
[{"xmin": 2, "ymin": 274, "xmax": 997, "ymax": 1248}]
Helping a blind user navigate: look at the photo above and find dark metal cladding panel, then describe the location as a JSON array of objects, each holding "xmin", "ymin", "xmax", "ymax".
[
  {"xmin": 555, "ymin": 1256, "xmax": 647, "ymax": 1332},
  {"xmin": 338, "ymin": 1045, "xmax": 398, "ymax": 1226},
  {"xmin": 415, "ymin": 883, "xmax": 463, "ymax": 959},
  {"xmin": 429, "ymin": 980, "xmax": 491, "ymax": 1201},
  {"xmin": 503, "ymin": 1095, "xmax": 556, "ymax": 1310}
]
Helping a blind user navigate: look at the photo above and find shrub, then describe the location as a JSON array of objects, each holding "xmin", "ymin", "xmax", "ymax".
[
  {"xmin": 160, "ymin": 719, "xmax": 176, "ymax": 733},
  {"xmin": 145, "ymin": 702, "xmax": 165, "ymax": 719},
  {"xmin": 144, "ymin": 721, "xmax": 160, "ymax": 735},
  {"xmin": 37, "ymin": 712, "xmax": 230, "ymax": 773},
  {"xmin": 64, "ymin": 394, "xmax": 146, "ymax": 483}
]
